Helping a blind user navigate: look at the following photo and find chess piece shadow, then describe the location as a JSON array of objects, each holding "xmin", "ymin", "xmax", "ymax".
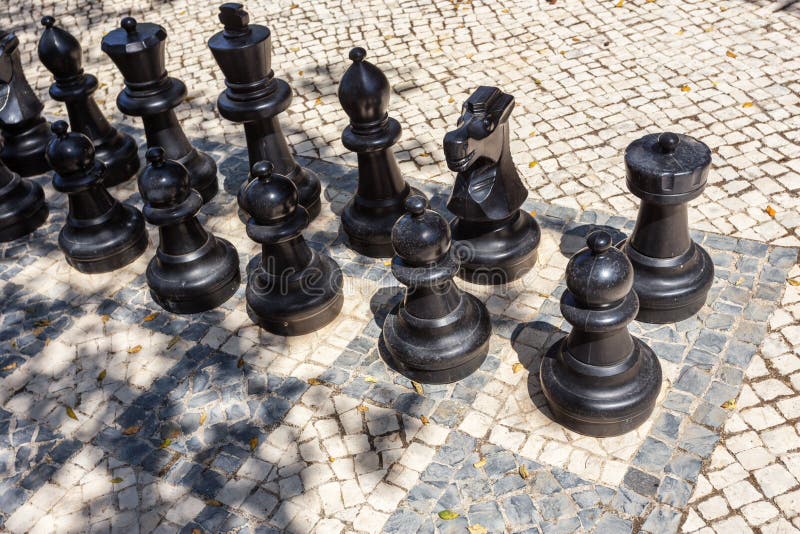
[
  {"xmin": 368, "ymin": 286, "xmax": 404, "ymax": 329},
  {"xmin": 510, "ymin": 320, "xmax": 566, "ymax": 372},
  {"xmin": 559, "ymin": 224, "xmax": 627, "ymax": 259}
]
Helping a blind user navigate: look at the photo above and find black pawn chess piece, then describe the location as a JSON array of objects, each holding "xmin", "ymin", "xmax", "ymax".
[
  {"xmin": 208, "ymin": 3, "xmax": 321, "ymax": 219},
  {"xmin": 619, "ymin": 132, "xmax": 714, "ymax": 323},
  {"xmin": 0, "ymin": 137, "xmax": 48, "ymax": 242},
  {"xmin": 101, "ymin": 17, "xmax": 218, "ymax": 202},
  {"xmin": 139, "ymin": 147, "xmax": 240, "ymax": 313},
  {"xmin": 240, "ymin": 161, "xmax": 343, "ymax": 335},
  {"xmin": 46, "ymin": 121, "xmax": 147, "ymax": 273},
  {"xmin": 38, "ymin": 16, "xmax": 140, "ymax": 187},
  {"xmin": 443, "ymin": 86, "xmax": 540, "ymax": 285},
  {"xmin": 540, "ymin": 231, "xmax": 662, "ymax": 437},
  {"xmin": 382, "ymin": 195, "xmax": 492, "ymax": 384},
  {"xmin": 0, "ymin": 31, "xmax": 51, "ymax": 176},
  {"xmin": 337, "ymin": 47, "xmax": 428, "ymax": 258}
]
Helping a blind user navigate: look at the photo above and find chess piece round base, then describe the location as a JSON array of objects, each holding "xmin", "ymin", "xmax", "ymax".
[
  {"xmin": 1, "ymin": 121, "xmax": 52, "ymax": 177},
  {"xmin": 95, "ymin": 132, "xmax": 140, "ymax": 187},
  {"xmin": 451, "ymin": 210, "xmax": 540, "ymax": 284},
  {"xmin": 0, "ymin": 178, "xmax": 48, "ymax": 242},
  {"xmin": 382, "ymin": 293, "xmax": 491, "ymax": 384}
]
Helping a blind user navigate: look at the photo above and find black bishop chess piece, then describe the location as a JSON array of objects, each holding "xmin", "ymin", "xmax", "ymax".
[
  {"xmin": 139, "ymin": 147, "xmax": 240, "ymax": 314},
  {"xmin": 619, "ymin": 132, "xmax": 714, "ymax": 323},
  {"xmin": 381, "ymin": 195, "xmax": 492, "ymax": 384},
  {"xmin": 240, "ymin": 161, "xmax": 343, "ymax": 336},
  {"xmin": 208, "ymin": 3, "xmax": 320, "ymax": 219},
  {"xmin": 45, "ymin": 121, "xmax": 147, "ymax": 273},
  {"xmin": 38, "ymin": 16, "xmax": 139, "ymax": 187},
  {"xmin": 540, "ymin": 231, "xmax": 662, "ymax": 437},
  {"xmin": 443, "ymin": 86, "xmax": 540, "ymax": 284},
  {"xmin": 337, "ymin": 47, "xmax": 427, "ymax": 258},
  {"xmin": 0, "ymin": 136, "xmax": 48, "ymax": 242},
  {"xmin": 0, "ymin": 31, "xmax": 51, "ymax": 177},
  {"xmin": 102, "ymin": 17, "xmax": 218, "ymax": 202}
]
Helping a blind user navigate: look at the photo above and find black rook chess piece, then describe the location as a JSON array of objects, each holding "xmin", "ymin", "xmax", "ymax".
[
  {"xmin": 208, "ymin": 3, "xmax": 321, "ymax": 219},
  {"xmin": 38, "ymin": 16, "xmax": 140, "ymax": 187},
  {"xmin": 619, "ymin": 132, "xmax": 714, "ymax": 323},
  {"xmin": 540, "ymin": 231, "xmax": 662, "ymax": 437},
  {"xmin": 382, "ymin": 195, "xmax": 492, "ymax": 384},
  {"xmin": 139, "ymin": 147, "xmax": 240, "ymax": 313},
  {"xmin": 337, "ymin": 47, "xmax": 428, "ymax": 258},
  {"xmin": 0, "ymin": 136, "xmax": 48, "ymax": 242},
  {"xmin": 0, "ymin": 31, "xmax": 51, "ymax": 176},
  {"xmin": 240, "ymin": 161, "xmax": 343, "ymax": 336},
  {"xmin": 46, "ymin": 121, "xmax": 147, "ymax": 273},
  {"xmin": 102, "ymin": 17, "xmax": 218, "ymax": 202},
  {"xmin": 443, "ymin": 86, "xmax": 540, "ymax": 284}
]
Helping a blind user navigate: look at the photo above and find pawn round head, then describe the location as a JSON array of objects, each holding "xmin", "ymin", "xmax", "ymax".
[
  {"xmin": 121, "ymin": 17, "xmax": 138, "ymax": 33},
  {"xmin": 38, "ymin": 15, "xmax": 83, "ymax": 79},
  {"xmin": 138, "ymin": 147, "xmax": 191, "ymax": 207},
  {"xmin": 338, "ymin": 47, "xmax": 391, "ymax": 125},
  {"xmin": 240, "ymin": 161, "xmax": 299, "ymax": 224},
  {"xmin": 565, "ymin": 230, "xmax": 633, "ymax": 307},
  {"xmin": 46, "ymin": 120, "xmax": 95, "ymax": 175},
  {"xmin": 391, "ymin": 196, "xmax": 449, "ymax": 266}
]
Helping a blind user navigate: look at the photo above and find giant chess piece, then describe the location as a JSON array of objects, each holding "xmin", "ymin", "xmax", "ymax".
[
  {"xmin": 0, "ymin": 137, "xmax": 48, "ymax": 242},
  {"xmin": 208, "ymin": 3, "xmax": 320, "ymax": 219},
  {"xmin": 46, "ymin": 121, "xmax": 147, "ymax": 273},
  {"xmin": 102, "ymin": 17, "xmax": 218, "ymax": 202},
  {"xmin": 240, "ymin": 161, "xmax": 342, "ymax": 335},
  {"xmin": 139, "ymin": 147, "xmax": 240, "ymax": 313},
  {"xmin": 619, "ymin": 132, "xmax": 714, "ymax": 323},
  {"xmin": 540, "ymin": 231, "xmax": 662, "ymax": 437},
  {"xmin": 0, "ymin": 31, "xmax": 51, "ymax": 176},
  {"xmin": 444, "ymin": 86, "xmax": 540, "ymax": 284},
  {"xmin": 38, "ymin": 16, "xmax": 139, "ymax": 187},
  {"xmin": 382, "ymin": 195, "xmax": 492, "ymax": 384},
  {"xmin": 337, "ymin": 47, "xmax": 427, "ymax": 258}
]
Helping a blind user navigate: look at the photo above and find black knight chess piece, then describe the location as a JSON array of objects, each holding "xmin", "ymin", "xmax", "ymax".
[
  {"xmin": 0, "ymin": 31, "xmax": 51, "ymax": 176},
  {"xmin": 139, "ymin": 147, "xmax": 240, "ymax": 313},
  {"xmin": 208, "ymin": 3, "xmax": 321, "ymax": 219},
  {"xmin": 619, "ymin": 132, "xmax": 714, "ymax": 323},
  {"xmin": 240, "ymin": 161, "xmax": 343, "ymax": 336},
  {"xmin": 102, "ymin": 17, "xmax": 218, "ymax": 202},
  {"xmin": 444, "ymin": 86, "xmax": 540, "ymax": 284},
  {"xmin": 540, "ymin": 231, "xmax": 662, "ymax": 437},
  {"xmin": 46, "ymin": 121, "xmax": 147, "ymax": 273},
  {"xmin": 382, "ymin": 195, "xmax": 491, "ymax": 384},
  {"xmin": 38, "ymin": 16, "xmax": 140, "ymax": 187},
  {"xmin": 337, "ymin": 47, "xmax": 427, "ymax": 258},
  {"xmin": 0, "ymin": 136, "xmax": 48, "ymax": 242}
]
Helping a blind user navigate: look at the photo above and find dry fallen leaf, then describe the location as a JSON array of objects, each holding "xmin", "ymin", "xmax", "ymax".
[
  {"xmin": 512, "ymin": 362, "xmax": 524, "ymax": 373},
  {"xmin": 142, "ymin": 313, "xmax": 158, "ymax": 322},
  {"xmin": 97, "ymin": 369, "xmax": 107, "ymax": 382},
  {"xmin": 412, "ymin": 381, "xmax": 424, "ymax": 395},
  {"xmin": 206, "ymin": 499, "xmax": 223, "ymax": 507},
  {"xmin": 237, "ymin": 357, "xmax": 245, "ymax": 369},
  {"xmin": 519, "ymin": 464, "xmax": 530, "ymax": 479},
  {"xmin": 167, "ymin": 336, "xmax": 180, "ymax": 349},
  {"xmin": 127, "ymin": 345, "xmax": 142, "ymax": 354},
  {"xmin": 199, "ymin": 410, "xmax": 207, "ymax": 425},
  {"xmin": 529, "ymin": 210, "xmax": 537, "ymax": 216},
  {"xmin": 383, "ymin": 260, "xmax": 392, "ymax": 266},
  {"xmin": 298, "ymin": 70, "xmax": 303, "ymax": 76},
  {"xmin": 721, "ymin": 399, "xmax": 736, "ymax": 410},
  {"xmin": 160, "ymin": 438, "xmax": 172, "ymax": 449},
  {"xmin": 680, "ymin": 85, "xmax": 691, "ymax": 92},
  {"xmin": 192, "ymin": 529, "xmax": 202, "ymax": 534},
  {"xmin": 726, "ymin": 50, "xmax": 737, "ymax": 58},
  {"xmin": 742, "ymin": 102, "xmax": 754, "ymax": 108},
  {"xmin": 615, "ymin": 0, "xmax": 624, "ymax": 6},
  {"xmin": 438, "ymin": 510, "xmax": 460, "ymax": 520},
  {"xmin": 308, "ymin": 378, "xmax": 323, "ymax": 385},
  {"xmin": 473, "ymin": 458, "xmax": 487, "ymax": 468},
  {"xmin": 528, "ymin": 161, "xmax": 538, "ymax": 168},
  {"xmin": 101, "ymin": 315, "xmax": 110, "ymax": 324},
  {"xmin": 33, "ymin": 319, "xmax": 51, "ymax": 328},
  {"xmin": 420, "ymin": 415, "xmax": 430, "ymax": 425},
  {"xmin": 357, "ymin": 405, "xmax": 369, "ymax": 413},
  {"xmin": 676, "ymin": 29, "xmax": 685, "ymax": 35},
  {"xmin": 110, "ymin": 477, "xmax": 123, "ymax": 484},
  {"xmin": 468, "ymin": 525, "xmax": 488, "ymax": 534},
  {"xmin": 329, "ymin": 456, "xmax": 336, "ymax": 463},
  {"xmin": 364, "ymin": 375, "xmax": 377, "ymax": 383},
  {"xmin": 315, "ymin": 97, "xmax": 322, "ymax": 105},
  {"xmin": 787, "ymin": 278, "xmax": 800, "ymax": 287},
  {"xmin": 766, "ymin": 205, "xmax": 777, "ymax": 217},
  {"xmin": 249, "ymin": 437, "xmax": 259, "ymax": 451},
  {"xmin": 448, "ymin": 96, "xmax": 455, "ymax": 103},
  {"xmin": 66, "ymin": 406, "xmax": 78, "ymax": 420},
  {"xmin": 122, "ymin": 425, "xmax": 141, "ymax": 436},
  {"xmin": 0, "ymin": 361, "xmax": 17, "ymax": 372}
]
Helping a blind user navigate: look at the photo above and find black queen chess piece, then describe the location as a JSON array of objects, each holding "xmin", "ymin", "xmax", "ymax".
[
  {"xmin": 102, "ymin": 17, "xmax": 218, "ymax": 202},
  {"xmin": 619, "ymin": 132, "xmax": 714, "ymax": 323},
  {"xmin": 444, "ymin": 86, "xmax": 540, "ymax": 284},
  {"xmin": 0, "ymin": 137, "xmax": 48, "ymax": 242},
  {"xmin": 540, "ymin": 231, "xmax": 662, "ymax": 437},
  {"xmin": 38, "ymin": 16, "xmax": 140, "ymax": 187},
  {"xmin": 208, "ymin": 3, "xmax": 321, "ymax": 219},
  {"xmin": 381, "ymin": 195, "xmax": 492, "ymax": 384},
  {"xmin": 337, "ymin": 47, "xmax": 427, "ymax": 258},
  {"xmin": 240, "ymin": 161, "xmax": 343, "ymax": 336},
  {"xmin": 0, "ymin": 31, "xmax": 51, "ymax": 176},
  {"xmin": 139, "ymin": 147, "xmax": 240, "ymax": 314},
  {"xmin": 45, "ymin": 121, "xmax": 147, "ymax": 273}
]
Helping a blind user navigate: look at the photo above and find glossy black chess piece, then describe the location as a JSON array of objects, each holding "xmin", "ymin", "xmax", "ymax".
[
  {"xmin": 46, "ymin": 121, "xmax": 147, "ymax": 273},
  {"xmin": 240, "ymin": 161, "xmax": 342, "ymax": 335},
  {"xmin": 619, "ymin": 132, "xmax": 714, "ymax": 323},
  {"xmin": 0, "ymin": 31, "xmax": 51, "ymax": 176},
  {"xmin": 0, "ymin": 137, "xmax": 48, "ymax": 242},
  {"xmin": 102, "ymin": 17, "xmax": 218, "ymax": 202},
  {"xmin": 139, "ymin": 147, "xmax": 240, "ymax": 314},
  {"xmin": 382, "ymin": 195, "xmax": 492, "ymax": 384},
  {"xmin": 443, "ymin": 86, "xmax": 540, "ymax": 285},
  {"xmin": 540, "ymin": 231, "xmax": 662, "ymax": 437},
  {"xmin": 208, "ymin": 3, "xmax": 320, "ymax": 219},
  {"xmin": 337, "ymin": 47, "xmax": 427, "ymax": 258},
  {"xmin": 38, "ymin": 16, "xmax": 139, "ymax": 187}
]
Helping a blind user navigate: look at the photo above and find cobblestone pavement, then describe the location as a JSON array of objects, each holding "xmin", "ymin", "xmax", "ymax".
[{"xmin": 1, "ymin": 0, "xmax": 799, "ymax": 533}]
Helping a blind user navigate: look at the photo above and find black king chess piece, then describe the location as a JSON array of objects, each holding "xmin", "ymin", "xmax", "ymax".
[
  {"xmin": 0, "ymin": 31, "xmax": 51, "ymax": 176},
  {"xmin": 444, "ymin": 86, "xmax": 540, "ymax": 284},
  {"xmin": 208, "ymin": 3, "xmax": 320, "ymax": 219},
  {"xmin": 337, "ymin": 47, "xmax": 427, "ymax": 258},
  {"xmin": 382, "ymin": 195, "xmax": 492, "ymax": 384},
  {"xmin": 540, "ymin": 231, "xmax": 662, "ymax": 437},
  {"xmin": 0, "ymin": 136, "xmax": 48, "ymax": 242},
  {"xmin": 38, "ymin": 16, "xmax": 139, "ymax": 187},
  {"xmin": 619, "ymin": 132, "xmax": 714, "ymax": 323},
  {"xmin": 240, "ymin": 161, "xmax": 343, "ymax": 335},
  {"xmin": 102, "ymin": 17, "xmax": 218, "ymax": 202},
  {"xmin": 139, "ymin": 147, "xmax": 240, "ymax": 313},
  {"xmin": 45, "ymin": 121, "xmax": 147, "ymax": 273}
]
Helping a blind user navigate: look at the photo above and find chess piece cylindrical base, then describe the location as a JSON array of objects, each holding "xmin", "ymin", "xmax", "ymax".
[
  {"xmin": 0, "ymin": 177, "xmax": 48, "ymax": 242},
  {"xmin": 93, "ymin": 130, "xmax": 140, "ymax": 187},
  {"xmin": 0, "ymin": 120, "xmax": 52, "ymax": 177}
]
